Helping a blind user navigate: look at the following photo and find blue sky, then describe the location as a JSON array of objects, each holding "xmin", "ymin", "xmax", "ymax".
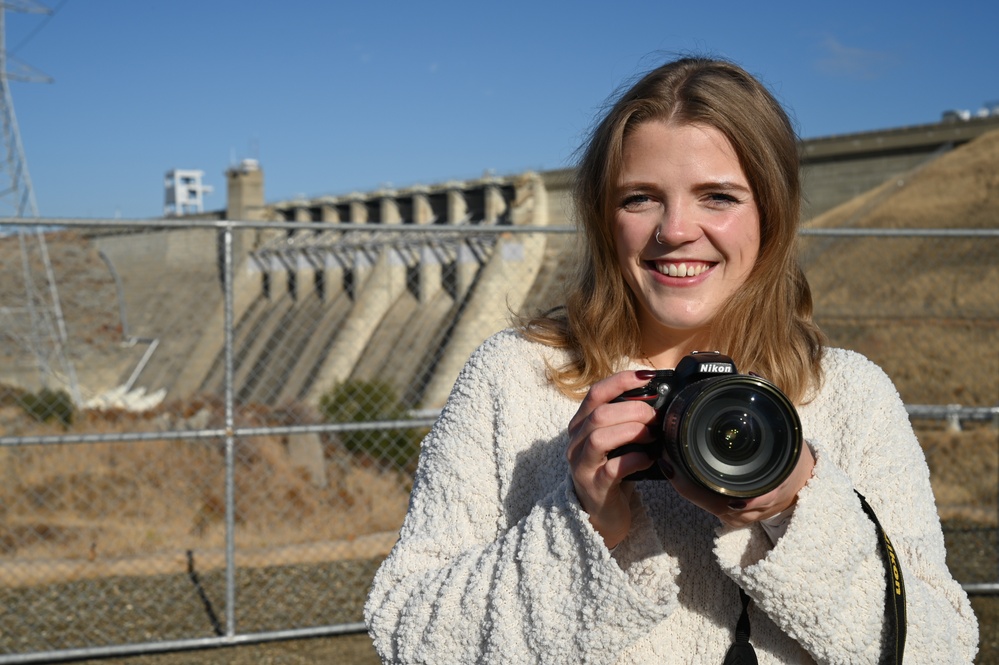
[{"xmin": 7, "ymin": 1, "xmax": 999, "ymax": 219}]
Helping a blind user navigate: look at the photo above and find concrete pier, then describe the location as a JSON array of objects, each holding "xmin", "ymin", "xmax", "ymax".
[{"xmin": 421, "ymin": 172, "xmax": 548, "ymax": 407}]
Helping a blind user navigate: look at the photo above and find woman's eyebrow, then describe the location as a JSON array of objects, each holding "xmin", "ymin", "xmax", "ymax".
[
  {"xmin": 690, "ymin": 180, "xmax": 753, "ymax": 196},
  {"xmin": 614, "ymin": 179, "xmax": 751, "ymax": 194}
]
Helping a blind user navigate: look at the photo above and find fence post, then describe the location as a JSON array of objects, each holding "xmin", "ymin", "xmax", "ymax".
[{"xmin": 223, "ymin": 223, "xmax": 237, "ymax": 638}]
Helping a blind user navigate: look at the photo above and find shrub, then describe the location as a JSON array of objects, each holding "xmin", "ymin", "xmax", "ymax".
[
  {"xmin": 318, "ymin": 380, "xmax": 424, "ymax": 470},
  {"xmin": 16, "ymin": 388, "xmax": 75, "ymax": 427}
]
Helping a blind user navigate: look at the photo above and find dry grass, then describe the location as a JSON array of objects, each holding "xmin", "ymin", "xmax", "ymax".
[
  {"xmin": 921, "ymin": 424, "xmax": 999, "ymax": 525},
  {"xmin": 803, "ymin": 129, "xmax": 999, "ymax": 410},
  {"xmin": 0, "ymin": 402, "xmax": 993, "ymax": 567},
  {"xmin": 0, "ymin": 402, "xmax": 413, "ymax": 585}
]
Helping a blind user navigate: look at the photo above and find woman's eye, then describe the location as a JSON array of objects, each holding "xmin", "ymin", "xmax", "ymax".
[
  {"xmin": 621, "ymin": 194, "xmax": 652, "ymax": 210},
  {"xmin": 706, "ymin": 193, "xmax": 739, "ymax": 207}
]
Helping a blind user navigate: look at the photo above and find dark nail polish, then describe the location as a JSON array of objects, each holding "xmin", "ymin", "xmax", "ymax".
[
  {"xmin": 728, "ymin": 500, "xmax": 747, "ymax": 510},
  {"xmin": 636, "ymin": 370, "xmax": 657, "ymax": 380},
  {"xmin": 659, "ymin": 461, "xmax": 675, "ymax": 479}
]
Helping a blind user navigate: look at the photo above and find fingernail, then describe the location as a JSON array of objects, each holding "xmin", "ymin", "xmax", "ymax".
[
  {"xmin": 659, "ymin": 461, "xmax": 675, "ymax": 479},
  {"xmin": 728, "ymin": 500, "xmax": 747, "ymax": 510},
  {"xmin": 636, "ymin": 370, "xmax": 657, "ymax": 380}
]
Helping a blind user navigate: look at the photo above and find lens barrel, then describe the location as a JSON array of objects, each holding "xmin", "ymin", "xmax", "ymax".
[{"xmin": 662, "ymin": 375, "xmax": 801, "ymax": 498}]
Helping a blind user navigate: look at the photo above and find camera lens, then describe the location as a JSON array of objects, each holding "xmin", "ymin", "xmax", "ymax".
[{"xmin": 664, "ymin": 376, "xmax": 801, "ymax": 497}]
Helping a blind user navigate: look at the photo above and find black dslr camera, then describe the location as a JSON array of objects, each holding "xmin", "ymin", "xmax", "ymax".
[{"xmin": 610, "ymin": 351, "xmax": 801, "ymax": 498}]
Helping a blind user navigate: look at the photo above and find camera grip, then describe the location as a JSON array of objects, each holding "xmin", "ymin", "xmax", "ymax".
[{"xmin": 606, "ymin": 442, "xmax": 668, "ymax": 481}]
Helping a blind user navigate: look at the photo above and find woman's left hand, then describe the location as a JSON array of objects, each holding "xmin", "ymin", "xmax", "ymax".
[{"xmin": 664, "ymin": 442, "xmax": 815, "ymax": 528}]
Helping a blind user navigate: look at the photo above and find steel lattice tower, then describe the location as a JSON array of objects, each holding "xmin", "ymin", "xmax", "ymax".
[{"xmin": 0, "ymin": 0, "xmax": 79, "ymax": 402}]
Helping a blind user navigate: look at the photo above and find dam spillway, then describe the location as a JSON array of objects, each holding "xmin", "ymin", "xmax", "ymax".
[{"xmin": 161, "ymin": 171, "xmax": 554, "ymax": 413}]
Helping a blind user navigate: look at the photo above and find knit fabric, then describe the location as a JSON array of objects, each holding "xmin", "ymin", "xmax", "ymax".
[{"xmin": 365, "ymin": 330, "xmax": 978, "ymax": 664}]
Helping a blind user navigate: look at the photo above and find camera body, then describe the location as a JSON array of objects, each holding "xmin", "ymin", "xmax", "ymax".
[{"xmin": 610, "ymin": 351, "xmax": 801, "ymax": 498}]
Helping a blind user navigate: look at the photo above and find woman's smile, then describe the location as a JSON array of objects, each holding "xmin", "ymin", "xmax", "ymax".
[{"xmin": 646, "ymin": 259, "xmax": 714, "ymax": 280}]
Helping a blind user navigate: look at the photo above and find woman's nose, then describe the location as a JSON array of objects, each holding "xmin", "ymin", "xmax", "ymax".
[{"xmin": 655, "ymin": 205, "xmax": 700, "ymax": 246}]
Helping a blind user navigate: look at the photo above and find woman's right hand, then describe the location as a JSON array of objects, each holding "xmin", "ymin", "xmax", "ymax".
[{"xmin": 567, "ymin": 370, "xmax": 659, "ymax": 549}]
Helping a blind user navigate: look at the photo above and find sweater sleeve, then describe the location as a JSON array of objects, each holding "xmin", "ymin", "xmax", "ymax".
[
  {"xmin": 714, "ymin": 350, "xmax": 979, "ymax": 664},
  {"xmin": 364, "ymin": 335, "xmax": 676, "ymax": 664}
]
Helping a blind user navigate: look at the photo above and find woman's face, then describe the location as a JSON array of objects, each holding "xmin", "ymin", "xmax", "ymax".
[{"xmin": 612, "ymin": 121, "xmax": 760, "ymax": 351}]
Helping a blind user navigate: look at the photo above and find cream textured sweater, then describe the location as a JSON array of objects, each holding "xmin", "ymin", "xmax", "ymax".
[{"xmin": 365, "ymin": 330, "xmax": 978, "ymax": 663}]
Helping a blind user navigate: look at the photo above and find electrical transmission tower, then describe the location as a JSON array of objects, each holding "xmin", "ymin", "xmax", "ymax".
[{"xmin": 0, "ymin": 0, "xmax": 80, "ymax": 402}]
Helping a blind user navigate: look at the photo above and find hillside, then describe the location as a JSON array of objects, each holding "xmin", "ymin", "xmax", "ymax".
[{"xmin": 802, "ymin": 128, "xmax": 999, "ymax": 407}]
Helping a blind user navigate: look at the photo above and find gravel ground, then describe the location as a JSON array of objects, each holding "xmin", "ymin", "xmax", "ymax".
[
  {"xmin": 1, "ymin": 558, "xmax": 382, "ymax": 664},
  {"xmin": 66, "ymin": 634, "xmax": 382, "ymax": 665},
  {"xmin": 2, "ymin": 526, "xmax": 996, "ymax": 665}
]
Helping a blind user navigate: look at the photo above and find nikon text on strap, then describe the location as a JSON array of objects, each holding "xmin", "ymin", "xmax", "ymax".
[
  {"xmin": 856, "ymin": 491, "xmax": 907, "ymax": 664},
  {"xmin": 723, "ymin": 491, "xmax": 906, "ymax": 664}
]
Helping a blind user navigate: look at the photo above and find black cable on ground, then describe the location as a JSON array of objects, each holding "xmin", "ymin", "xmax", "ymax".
[{"xmin": 186, "ymin": 549, "xmax": 224, "ymax": 636}]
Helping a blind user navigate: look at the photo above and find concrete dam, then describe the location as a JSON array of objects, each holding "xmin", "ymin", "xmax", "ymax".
[{"xmin": 91, "ymin": 168, "xmax": 570, "ymax": 413}]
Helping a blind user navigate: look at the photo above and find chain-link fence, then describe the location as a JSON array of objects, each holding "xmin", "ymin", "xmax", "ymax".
[{"xmin": 0, "ymin": 217, "xmax": 996, "ymax": 663}]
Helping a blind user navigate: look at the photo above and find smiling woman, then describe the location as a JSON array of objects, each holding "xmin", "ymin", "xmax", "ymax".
[
  {"xmin": 363, "ymin": 57, "xmax": 979, "ymax": 664},
  {"xmin": 542, "ymin": 57, "xmax": 814, "ymax": 403}
]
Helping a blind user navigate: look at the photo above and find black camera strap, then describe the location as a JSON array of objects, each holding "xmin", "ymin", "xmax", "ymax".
[
  {"xmin": 722, "ymin": 491, "xmax": 906, "ymax": 665},
  {"xmin": 856, "ymin": 491, "xmax": 907, "ymax": 664},
  {"xmin": 722, "ymin": 587, "xmax": 758, "ymax": 665}
]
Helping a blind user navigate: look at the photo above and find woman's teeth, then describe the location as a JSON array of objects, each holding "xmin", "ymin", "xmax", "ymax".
[{"xmin": 655, "ymin": 262, "xmax": 709, "ymax": 278}]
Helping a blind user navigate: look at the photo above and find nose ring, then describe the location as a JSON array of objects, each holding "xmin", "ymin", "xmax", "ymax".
[{"xmin": 655, "ymin": 228, "xmax": 663, "ymax": 245}]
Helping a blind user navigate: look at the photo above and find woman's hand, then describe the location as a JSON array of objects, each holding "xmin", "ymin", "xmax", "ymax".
[
  {"xmin": 567, "ymin": 370, "xmax": 659, "ymax": 549},
  {"xmin": 664, "ymin": 441, "xmax": 816, "ymax": 528}
]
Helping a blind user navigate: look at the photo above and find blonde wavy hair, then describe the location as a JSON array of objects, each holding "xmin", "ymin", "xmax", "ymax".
[{"xmin": 521, "ymin": 57, "xmax": 825, "ymax": 404}]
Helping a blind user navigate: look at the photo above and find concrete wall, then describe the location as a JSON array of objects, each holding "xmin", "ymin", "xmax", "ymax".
[
  {"xmin": 95, "ymin": 228, "xmax": 223, "ymax": 396},
  {"xmin": 799, "ymin": 115, "xmax": 999, "ymax": 220}
]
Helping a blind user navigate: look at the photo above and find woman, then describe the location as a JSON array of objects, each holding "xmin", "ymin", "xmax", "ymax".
[{"xmin": 364, "ymin": 57, "xmax": 978, "ymax": 663}]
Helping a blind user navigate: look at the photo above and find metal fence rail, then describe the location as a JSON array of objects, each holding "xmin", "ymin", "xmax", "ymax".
[{"xmin": 0, "ymin": 217, "xmax": 996, "ymax": 663}]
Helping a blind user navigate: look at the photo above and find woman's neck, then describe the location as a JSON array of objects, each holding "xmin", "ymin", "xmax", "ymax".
[{"xmin": 640, "ymin": 329, "xmax": 711, "ymax": 369}]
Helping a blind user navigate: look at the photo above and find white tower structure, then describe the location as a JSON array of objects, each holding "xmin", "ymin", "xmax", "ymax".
[
  {"xmin": 0, "ymin": 1, "xmax": 46, "ymax": 218},
  {"xmin": 0, "ymin": 0, "xmax": 80, "ymax": 401},
  {"xmin": 164, "ymin": 168, "xmax": 213, "ymax": 216}
]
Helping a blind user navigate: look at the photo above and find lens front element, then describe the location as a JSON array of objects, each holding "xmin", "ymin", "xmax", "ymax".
[{"xmin": 709, "ymin": 408, "xmax": 763, "ymax": 461}]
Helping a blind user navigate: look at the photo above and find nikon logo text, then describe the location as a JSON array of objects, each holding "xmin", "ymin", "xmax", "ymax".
[{"xmin": 700, "ymin": 363, "xmax": 733, "ymax": 374}]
